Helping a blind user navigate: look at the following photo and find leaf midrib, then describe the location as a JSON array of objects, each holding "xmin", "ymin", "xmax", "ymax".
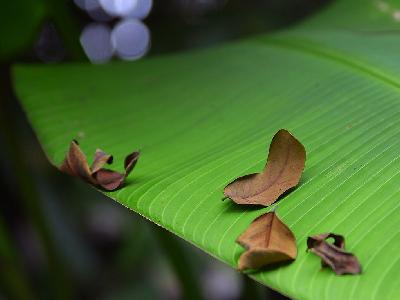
[{"xmin": 252, "ymin": 34, "xmax": 400, "ymax": 92}]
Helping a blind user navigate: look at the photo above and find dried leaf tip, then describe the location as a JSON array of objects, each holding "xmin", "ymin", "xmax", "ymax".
[
  {"xmin": 224, "ymin": 129, "xmax": 306, "ymax": 206},
  {"xmin": 236, "ymin": 211, "xmax": 297, "ymax": 271},
  {"xmin": 91, "ymin": 149, "xmax": 113, "ymax": 173},
  {"xmin": 307, "ymin": 233, "xmax": 361, "ymax": 275},
  {"xmin": 59, "ymin": 140, "xmax": 140, "ymax": 191}
]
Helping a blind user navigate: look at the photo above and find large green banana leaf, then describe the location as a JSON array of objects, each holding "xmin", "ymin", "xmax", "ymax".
[{"xmin": 13, "ymin": 0, "xmax": 400, "ymax": 299}]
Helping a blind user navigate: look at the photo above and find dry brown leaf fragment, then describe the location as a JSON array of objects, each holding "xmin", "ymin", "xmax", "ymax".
[
  {"xmin": 91, "ymin": 149, "xmax": 113, "ymax": 173},
  {"xmin": 59, "ymin": 140, "xmax": 140, "ymax": 191},
  {"xmin": 93, "ymin": 169, "xmax": 125, "ymax": 191},
  {"xmin": 307, "ymin": 233, "xmax": 361, "ymax": 275},
  {"xmin": 236, "ymin": 211, "xmax": 297, "ymax": 271},
  {"xmin": 224, "ymin": 129, "xmax": 306, "ymax": 206},
  {"xmin": 60, "ymin": 140, "xmax": 95, "ymax": 183},
  {"xmin": 124, "ymin": 151, "xmax": 140, "ymax": 174},
  {"xmin": 93, "ymin": 151, "xmax": 140, "ymax": 191}
]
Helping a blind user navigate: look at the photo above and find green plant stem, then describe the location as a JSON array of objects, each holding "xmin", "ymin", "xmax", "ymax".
[
  {"xmin": 152, "ymin": 225, "xmax": 204, "ymax": 300},
  {"xmin": 1, "ymin": 66, "xmax": 73, "ymax": 300}
]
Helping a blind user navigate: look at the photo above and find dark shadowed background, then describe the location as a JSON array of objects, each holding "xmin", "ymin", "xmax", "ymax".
[{"xmin": 1, "ymin": 1, "xmax": 329, "ymax": 299}]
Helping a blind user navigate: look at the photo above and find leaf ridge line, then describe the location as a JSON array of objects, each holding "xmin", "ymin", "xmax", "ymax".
[{"xmin": 259, "ymin": 36, "xmax": 400, "ymax": 92}]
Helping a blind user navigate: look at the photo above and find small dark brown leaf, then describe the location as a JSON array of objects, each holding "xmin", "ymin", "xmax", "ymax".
[
  {"xmin": 236, "ymin": 211, "xmax": 297, "ymax": 271},
  {"xmin": 224, "ymin": 129, "xmax": 306, "ymax": 206},
  {"xmin": 59, "ymin": 141, "xmax": 140, "ymax": 191},
  {"xmin": 93, "ymin": 169, "xmax": 125, "ymax": 191},
  {"xmin": 307, "ymin": 233, "xmax": 361, "ymax": 275},
  {"xmin": 124, "ymin": 151, "xmax": 140, "ymax": 175}
]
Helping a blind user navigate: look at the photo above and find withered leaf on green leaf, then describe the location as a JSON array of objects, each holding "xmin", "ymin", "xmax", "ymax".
[
  {"xmin": 60, "ymin": 140, "xmax": 139, "ymax": 191},
  {"xmin": 236, "ymin": 211, "xmax": 297, "ymax": 271},
  {"xmin": 224, "ymin": 129, "xmax": 306, "ymax": 206},
  {"xmin": 307, "ymin": 233, "xmax": 361, "ymax": 275}
]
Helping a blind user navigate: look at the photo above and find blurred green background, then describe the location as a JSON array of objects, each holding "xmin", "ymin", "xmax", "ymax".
[{"xmin": 0, "ymin": 1, "xmax": 329, "ymax": 299}]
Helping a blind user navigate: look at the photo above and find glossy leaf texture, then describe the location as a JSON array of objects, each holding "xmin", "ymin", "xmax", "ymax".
[{"xmin": 13, "ymin": 0, "xmax": 400, "ymax": 299}]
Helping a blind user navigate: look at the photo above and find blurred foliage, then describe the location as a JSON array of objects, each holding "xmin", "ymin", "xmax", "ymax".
[{"xmin": 1, "ymin": 0, "xmax": 46, "ymax": 61}]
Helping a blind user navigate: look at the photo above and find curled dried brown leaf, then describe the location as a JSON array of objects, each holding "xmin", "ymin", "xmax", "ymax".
[
  {"xmin": 91, "ymin": 149, "xmax": 113, "ymax": 173},
  {"xmin": 60, "ymin": 140, "xmax": 95, "ymax": 183},
  {"xmin": 60, "ymin": 140, "xmax": 139, "ymax": 191},
  {"xmin": 236, "ymin": 211, "xmax": 297, "ymax": 271},
  {"xmin": 224, "ymin": 129, "xmax": 306, "ymax": 206},
  {"xmin": 307, "ymin": 233, "xmax": 361, "ymax": 275}
]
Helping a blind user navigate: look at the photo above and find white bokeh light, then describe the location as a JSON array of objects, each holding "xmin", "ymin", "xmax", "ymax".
[
  {"xmin": 74, "ymin": 0, "xmax": 112, "ymax": 21},
  {"xmin": 83, "ymin": 0, "xmax": 101, "ymax": 11},
  {"xmin": 98, "ymin": 0, "xmax": 152, "ymax": 18},
  {"xmin": 376, "ymin": 1, "xmax": 390, "ymax": 12},
  {"xmin": 99, "ymin": 0, "xmax": 136, "ymax": 16},
  {"xmin": 125, "ymin": 0, "xmax": 152, "ymax": 19},
  {"xmin": 111, "ymin": 19, "xmax": 150, "ymax": 60},
  {"xmin": 87, "ymin": 6, "xmax": 114, "ymax": 22},
  {"xmin": 393, "ymin": 10, "xmax": 400, "ymax": 21},
  {"xmin": 80, "ymin": 23, "xmax": 113, "ymax": 63}
]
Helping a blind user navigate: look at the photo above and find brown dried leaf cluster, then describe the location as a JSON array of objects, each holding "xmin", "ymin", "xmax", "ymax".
[
  {"xmin": 60, "ymin": 140, "xmax": 139, "ymax": 191},
  {"xmin": 229, "ymin": 129, "xmax": 361, "ymax": 275},
  {"xmin": 227, "ymin": 129, "xmax": 303, "ymax": 270},
  {"xmin": 237, "ymin": 212, "xmax": 297, "ymax": 271},
  {"xmin": 224, "ymin": 129, "xmax": 306, "ymax": 206},
  {"xmin": 307, "ymin": 233, "xmax": 361, "ymax": 275}
]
